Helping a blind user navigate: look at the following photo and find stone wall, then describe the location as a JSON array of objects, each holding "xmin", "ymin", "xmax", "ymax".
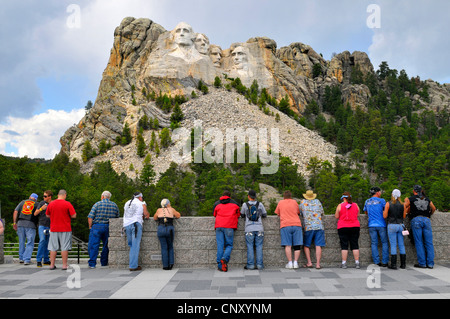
[{"xmin": 108, "ymin": 213, "xmax": 450, "ymax": 269}]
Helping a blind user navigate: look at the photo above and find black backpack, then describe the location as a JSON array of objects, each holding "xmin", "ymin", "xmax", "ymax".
[{"xmin": 246, "ymin": 201, "xmax": 261, "ymax": 222}]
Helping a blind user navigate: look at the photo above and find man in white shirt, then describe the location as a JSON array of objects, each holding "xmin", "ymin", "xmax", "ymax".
[{"xmin": 123, "ymin": 192, "xmax": 149, "ymax": 271}]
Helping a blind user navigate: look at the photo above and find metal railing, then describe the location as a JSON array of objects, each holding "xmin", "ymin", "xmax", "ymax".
[{"xmin": 2, "ymin": 235, "xmax": 102, "ymax": 264}]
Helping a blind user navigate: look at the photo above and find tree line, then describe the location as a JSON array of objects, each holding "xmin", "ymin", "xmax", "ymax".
[{"xmin": 1, "ymin": 62, "xmax": 448, "ymax": 243}]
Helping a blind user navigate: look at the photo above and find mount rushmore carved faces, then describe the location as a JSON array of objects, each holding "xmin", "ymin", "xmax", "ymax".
[
  {"xmin": 173, "ymin": 22, "xmax": 195, "ymax": 47},
  {"xmin": 231, "ymin": 46, "xmax": 249, "ymax": 70},
  {"xmin": 194, "ymin": 33, "xmax": 210, "ymax": 55},
  {"xmin": 209, "ymin": 45, "xmax": 222, "ymax": 67},
  {"xmin": 169, "ymin": 22, "xmax": 203, "ymax": 63}
]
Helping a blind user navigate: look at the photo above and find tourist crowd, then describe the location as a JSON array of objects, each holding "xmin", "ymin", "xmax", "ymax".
[{"xmin": 8, "ymin": 184, "xmax": 436, "ymax": 271}]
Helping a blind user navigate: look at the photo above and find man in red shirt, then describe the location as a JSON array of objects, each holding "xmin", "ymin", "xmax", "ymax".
[
  {"xmin": 46, "ymin": 189, "xmax": 77, "ymax": 270},
  {"xmin": 213, "ymin": 190, "xmax": 240, "ymax": 272}
]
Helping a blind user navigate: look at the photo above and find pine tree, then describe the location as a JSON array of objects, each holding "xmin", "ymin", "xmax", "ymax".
[
  {"xmin": 160, "ymin": 128, "xmax": 171, "ymax": 148},
  {"xmin": 137, "ymin": 133, "xmax": 146, "ymax": 157}
]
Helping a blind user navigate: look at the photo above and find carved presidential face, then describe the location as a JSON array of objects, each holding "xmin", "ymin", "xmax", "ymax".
[
  {"xmin": 209, "ymin": 45, "xmax": 222, "ymax": 67},
  {"xmin": 194, "ymin": 33, "xmax": 210, "ymax": 55},
  {"xmin": 173, "ymin": 22, "xmax": 195, "ymax": 47},
  {"xmin": 231, "ymin": 46, "xmax": 248, "ymax": 69}
]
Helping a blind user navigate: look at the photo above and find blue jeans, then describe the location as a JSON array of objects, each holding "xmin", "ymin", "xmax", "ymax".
[
  {"xmin": 369, "ymin": 227, "xmax": 389, "ymax": 264},
  {"xmin": 36, "ymin": 225, "xmax": 50, "ymax": 263},
  {"xmin": 387, "ymin": 224, "xmax": 406, "ymax": 255},
  {"xmin": 157, "ymin": 225, "xmax": 175, "ymax": 268},
  {"xmin": 88, "ymin": 223, "xmax": 110, "ymax": 267},
  {"xmin": 411, "ymin": 216, "xmax": 434, "ymax": 267},
  {"xmin": 124, "ymin": 222, "xmax": 143, "ymax": 269},
  {"xmin": 216, "ymin": 228, "xmax": 235, "ymax": 267},
  {"xmin": 245, "ymin": 231, "xmax": 264, "ymax": 269},
  {"xmin": 17, "ymin": 226, "xmax": 36, "ymax": 262}
]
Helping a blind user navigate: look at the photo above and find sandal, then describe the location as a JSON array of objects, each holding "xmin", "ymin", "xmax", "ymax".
[
  {"xmin": 316, "ymin": 265, "xmax": 322, "ymax": 269},
  {"xmin": 303, "ymin": 264, "xmax": 313, "ymax": 268}
]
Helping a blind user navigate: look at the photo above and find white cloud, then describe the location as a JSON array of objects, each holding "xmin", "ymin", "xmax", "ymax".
[
  {"xmin": 0, "ymin": 109, "xmax": 85, "ymax": 159},
  {"xmin": 368, "ymin": 0, "xmax": 450, "ymax": 82},
  {"xmin": 0, "ymin": 0, "xmax": 165, "ymax": 122},
  {"xmin": 2, "ymin": 0, "xmax": 449, "ymax": 161}
]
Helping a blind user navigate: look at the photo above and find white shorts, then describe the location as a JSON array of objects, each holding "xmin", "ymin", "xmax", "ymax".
[{"xmin": 48, "ymin": 232, "xmax": 72, "ymax": 251}]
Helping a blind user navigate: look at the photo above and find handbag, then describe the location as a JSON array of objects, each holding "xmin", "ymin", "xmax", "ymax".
[{"xmin": 401, "ymin": 224, "xmax": 409, "ymax": 236}]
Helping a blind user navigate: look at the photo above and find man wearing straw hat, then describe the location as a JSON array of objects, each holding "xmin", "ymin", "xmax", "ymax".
[{"xmin": 299, "ymin": 190, "xmax": 326, "ymax": 269}]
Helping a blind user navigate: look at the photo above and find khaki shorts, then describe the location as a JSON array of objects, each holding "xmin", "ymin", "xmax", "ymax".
[{"xmin": 48, "ymin": 232, "xmax": 72, "ymax": 251}]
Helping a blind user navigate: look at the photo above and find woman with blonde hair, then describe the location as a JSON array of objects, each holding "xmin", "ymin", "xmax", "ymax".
[
  {"xmin": 384, "ymin": 189, "xmax": 407, "ymax": 269},
  {"xmin": 153, "ymin": 199, "xmax": 181, "ymax": 270}
]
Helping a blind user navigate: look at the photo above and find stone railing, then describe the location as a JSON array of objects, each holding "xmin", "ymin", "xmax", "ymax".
[{"xmin": 108, "ymin": 212, "xmax": 449, "ymax": 269}]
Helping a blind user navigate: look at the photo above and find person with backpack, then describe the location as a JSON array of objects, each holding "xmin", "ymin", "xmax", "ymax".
[
  {"xmin": 13, "ymin": 193, "xmax": 39, "ymax": 265},
  {"xmin": 213, "ymin": 190, "xmax": 241, "ymax": 272},
  {"xmin": 404, "ymin": 185, "xmax": 436, "ymax": 269},
  {"xmin": 299, "ymin": 190, "xmax": 326, "ymax": 269},
  {"xmin": 240, "ymin": 190, "xmax": 267, "ymax": 270}
]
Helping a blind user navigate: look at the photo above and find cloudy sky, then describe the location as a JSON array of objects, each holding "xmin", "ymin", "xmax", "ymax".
[{"xmin": 1, "ymin": 0, "xmax": 449, "ymax": 159}]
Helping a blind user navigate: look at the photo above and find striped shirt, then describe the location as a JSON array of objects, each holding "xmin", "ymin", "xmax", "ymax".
[{"xmin": 88, "ymin": 198, "xmax": 120, "ymax": 224}]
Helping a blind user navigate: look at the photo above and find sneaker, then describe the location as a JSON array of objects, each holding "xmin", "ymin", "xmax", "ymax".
[
  {"xmin": 43, "ymin": 261, "xmax": 51, "ymax": 266},
  {"xmin": 293, "ymin": 261, "xmax": 299, "ymax": 269},
  {"xmin": 355, "ymin": 262, "xmax": 361, "ymax": 269},
  {"xmin": 286, "ymin": 261, "xmax": 293, "ymax": 269},
  {"xmin": 340, "ymin": 262, "xmax": 348, "ymax": 269},
  {"xmin": 24, "ymin": 261, "xmax": 31, "ymax": 266},
  {"xmin": 37, "ymin": 262, "xmax": 42, "ymax": 268}
]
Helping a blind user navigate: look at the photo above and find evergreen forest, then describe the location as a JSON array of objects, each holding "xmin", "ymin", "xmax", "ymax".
[{"xmin": 0, "ymin": 61, "xmax": 448, "ymax": 243}]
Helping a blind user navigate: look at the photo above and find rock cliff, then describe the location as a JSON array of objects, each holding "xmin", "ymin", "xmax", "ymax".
[{"xmin": 60, "ymin": 17, "xmax": 449, "ymax": 180}]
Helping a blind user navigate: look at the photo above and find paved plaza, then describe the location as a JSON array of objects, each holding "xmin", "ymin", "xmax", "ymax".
[{"xmin": 0, "ymin": 262, "xmax": 449, "ymax": 299}]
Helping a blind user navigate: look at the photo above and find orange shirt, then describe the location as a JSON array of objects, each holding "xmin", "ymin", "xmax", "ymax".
[{"xmin": 275, "ymin": 199, "xmax": 302, "ymax": 229}]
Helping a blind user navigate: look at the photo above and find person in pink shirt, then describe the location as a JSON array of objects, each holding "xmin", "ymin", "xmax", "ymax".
[
  {"xmin": 335, "ymin": 192, "xmax": 361, "ymax": 269},
  {"xmin": 275, "ymin": 190, "xmax": 303, "ymax": 269}
]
